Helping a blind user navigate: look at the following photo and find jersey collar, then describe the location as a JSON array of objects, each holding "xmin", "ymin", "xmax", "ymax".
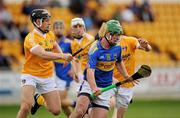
[{"xmin": 33, "ymin": 28, "xmax": 46, "ymax": 38}]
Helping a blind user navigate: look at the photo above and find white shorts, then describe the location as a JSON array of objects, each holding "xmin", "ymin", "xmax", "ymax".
[
  {"xmin": 113, "ymin": 87, "xmax": 134, "ymax": 108},
  {"xmin": 78, "ymin": 80, "xmax": 114, "ymax": 109},
  {"xmin": 20, "ymin": 74, "xmax": 57, "ymax": 94},
  {"xmin": 55, "ymin": 76, "xmax": 73, "ymax": 91}
]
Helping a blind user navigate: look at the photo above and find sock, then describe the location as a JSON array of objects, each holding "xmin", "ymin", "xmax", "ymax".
[{"xmin": 37, "ymin": 95, "xmax": 44, "ymax": 105}]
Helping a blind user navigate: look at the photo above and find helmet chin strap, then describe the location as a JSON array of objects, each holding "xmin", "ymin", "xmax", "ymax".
[{"xmin": 105, "ymin": 34, "xmax": 115, "ymax": 47}]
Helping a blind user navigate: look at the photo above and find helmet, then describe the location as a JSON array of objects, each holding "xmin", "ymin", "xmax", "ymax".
[
  {"xmin": 71, "ymin": 17, "xmax": 85, "ymax": 39},
  {"xmin": 71, "ymin": 17, "xmax": 85, "ymax": 28},
  {"xmin": 106, "ymin": 20, "xmax": 123, "ymax": 35},
  {"xmin": 30, "ymin": 9, "xmax": 51, "ymax": 27}
]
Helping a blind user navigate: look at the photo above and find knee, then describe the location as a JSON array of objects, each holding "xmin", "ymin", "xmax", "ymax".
[
  {"xmin": 74, "ymin": 105, "xmax": 87, "ymax": 116},
  {"xmin": 49, "ymin": 108, "xmax": 61, "ymax": 116},
  {"xmin": 20, "ymin": 102, "xmax": 32, "ymax": 113},
  {"xmin": 75, "ymin": 109, "xmax": 84, "ymax": 116}
]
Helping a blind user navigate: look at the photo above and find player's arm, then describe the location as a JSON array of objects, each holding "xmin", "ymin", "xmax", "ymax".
[
  {"xmin": 116, "ymin": 61, "xmax": 130, "ymax": 79},
  {"xmin": 30, "ymin": 45, "xmax": 72, "ymax": 60},
  {"xmin": 73, "ymin": 60, "xmax": 84, "ymax": 81},
  {"xmin": 115, "ymin": 46, "xmax": 130, "ymax": 79},
  {"xmin": 87, "ymin": 68, "xmax": 99, "ymax": 92},
  {"xmin": 86, "ymin": 45, "xmax": 99, "ymax": 92},
  {"xmin": 53, "ymin": 41, "xmax": 63, "ymax": 53},
  {"xmin": 66, "ymin": 60, "xmax": 79, "ymax": 82},
  {"xmin": 137, "ymin": 38, "xmax": 151, "ymax": 51}
]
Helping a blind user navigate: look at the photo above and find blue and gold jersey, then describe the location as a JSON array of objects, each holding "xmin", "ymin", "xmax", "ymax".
[
  {"xmin": 54, "ymin": 36, "xmax": 72, "ymax": 83},
  {"xmin": 85, "ymin": 41, "xmax": 122, "ymax": 88}
]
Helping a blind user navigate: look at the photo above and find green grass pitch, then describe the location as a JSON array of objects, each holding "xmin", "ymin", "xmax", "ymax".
[{"xmin": 0, "ymin": 100, "xmax": 180, "ymax": 118}]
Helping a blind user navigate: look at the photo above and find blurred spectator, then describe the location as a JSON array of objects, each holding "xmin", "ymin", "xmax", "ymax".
[
  {"xmin": 83, "ymin": 8, "xmax": 94, "ymax": 30},
  {"xmin": 39, "ymin": 0, "xmax": 62, "ymax": 7},
  {"xmin": 69, "ymin": 0, "xmax": 87, "ymax": 14},
  {"xmin": 139, "ymin": 0, "xmax": 154, "ymax": 22},
  {"xmin": 1, "ymin": 21, "xmax": 21, "ymax": 40},
  {"xmin": 0, "ymin": 46, "xmax": 10, "ymax": 70},
  {"xmin": 121, "ymin": 6, "xmax": 135, "ymax": 23},
  {"xmin": 113, "ymin": 6, "xmax": 135, "ymax": 23},
  {"xmin": 58, "ymin": 0, "xmax": 70, "ymax": 7},
  {"xmin": 91, "ymin": 9, "xmax": 105, "ymax": 28},
  {"xmin": 0, "ymin": 22, "xmax": 6, "ymax": 40},
  {"xmin": 112, "ymin": 6, "xmax": 123, "ymax": 21},
  {"xmin": 141, "ymin": 0, "xmax": 150, "ymax": 8},
  {"xmin": 129, "ymin": 0, "xmax": 141, "ymax": 19},
  {"xmin": 18, "ymin": 22, "xmax": 29, "ymax": 42},
  {"xmin": 38, "ymin": 0, "xmax": 51, "ymax": 7},
  {"xmin": 17, "ymin": 22, "xmax": 29, "ymax": 55},
  {"xmin": 0, "ymin": 30, "xmax": 5, "ymax": 39},
  {"xmin": 0, "ymin": 0, "xmax": 12, "ymax": 23},
  {"xmin": 22, "ymin": 0, "xmax": 41, "ymax": 15}
]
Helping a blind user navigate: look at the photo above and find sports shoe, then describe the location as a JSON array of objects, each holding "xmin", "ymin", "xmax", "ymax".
[{"xmin": 31, "ymin": 93, "xmax": 43, "ymax": 115}]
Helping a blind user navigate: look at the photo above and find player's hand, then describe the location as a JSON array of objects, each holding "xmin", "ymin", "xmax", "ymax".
[
  {"xmin": 67, "ymin": 69, "xmax": 74, "ymax": 78},
  {"xmin": 67, "ymin": 68, "xmax": 79, "ymax": 82},
  {"xmin": 63, "ymin": 61, "xmax": 69, "ymax": 68},
  {"xmin": 92, "ymin": 87, "xmax": 101, "ymax": 96},
  {"xmin": 63, "ymin": 53, "xmax": 73, "ymax": 62},
  {"xmin": 132, "ymin": 80, "xmax": 140, "ymax": 86},
  {"xmin": 112, "ymin": 77, "xmax": 119, "ymax": 84},
  {"xmin": 124, "ymin": 75, "xmax": 130, "ymax": 80},
  {"xmin": 138, "ymin": 38, "xmax": 149, "ymax": 49}
]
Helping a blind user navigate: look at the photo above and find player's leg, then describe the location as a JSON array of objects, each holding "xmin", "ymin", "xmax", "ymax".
[
  {"xmin": 42, "ymin": 90, "xmax": 61, "ymax": 115},
  {"xmin": 69, "ymin": 95, "xmax": 90, "ymax": 118},
  {"xmin": 116, "ymin": 99, "xmax": 133, "ymax": 118},
  {"xmin": 30, "ymin": 77, "xmax": 74, "ymax": 116},
  {"xmin": 17, "ymin": 74, "xmax": 36, "ymax": 118},
  {"xmin": 90, "ymin": 88, "xmax": 114, "ymax": 118},
  {"xmin": 90, "ymin": 107, "xmax": 109, "ymax": 118},
  {"xmin": 17, "ymin": 85, "xmax": 35, "ymax": 118},
  {"xmin": 69, "ymin": 81, "xmax": 91, "ymax": 118},
  {"xmin": 83, "ymin": 104, "xmax": 92, "ymax": 118},
  {"xmin": 59, "ymin": 89, "xmax": 74, "ymax": 116},
  {"xmin": 109, "ymin": 85, "xmax": 118, "ymax": 118},
  {"xmin": 56, "ymin": 76, "xmax": 74, "ymax": 116},
  {"xmin": 31, "ymin": 93, "xmax": 44, "ymax": 115},
  {"xmin": 115, "ymin": 87, "xmax": 133, "ymax": 118},
  {"xmin": 110, "ymin": 96, "xmax": 117, "ymax": 118},
  {"xmin": 38, "ymin": 77, "xmax": 62, "ymax": 116}
]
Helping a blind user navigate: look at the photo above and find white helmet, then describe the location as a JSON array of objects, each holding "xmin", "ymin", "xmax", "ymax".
[{"xmin": 71, "ymin": 17, "xmax": 85, "ymax": 28}]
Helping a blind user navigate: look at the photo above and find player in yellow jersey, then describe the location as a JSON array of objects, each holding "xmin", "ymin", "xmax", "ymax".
[
  {"xmin": 112, "ymin": 35, "xmax": 151, "ymax": 118},
  {"xmin": 70, "ymin": 17, "xmax": 94, "ymax": 81},
  {"xmin": 16, "ymin": 9, "xmax": 73, "ymax": 118},
  {"xmin": 69, "ymin": 20, "xmax": 130, "ymax": 118},
  {"xmin": 30, "ymin": 18, "xmax": 93, "ymax": 116}
]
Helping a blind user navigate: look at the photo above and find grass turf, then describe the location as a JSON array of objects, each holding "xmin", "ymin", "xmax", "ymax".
[{"xmin": 0, "ymin": 100, "xmax": 180, "ymax": 118}]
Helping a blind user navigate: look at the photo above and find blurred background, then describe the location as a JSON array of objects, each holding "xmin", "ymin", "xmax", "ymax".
[{"xmin": 0, "ymin": 0, "xmax": 180, "ymax": 118}]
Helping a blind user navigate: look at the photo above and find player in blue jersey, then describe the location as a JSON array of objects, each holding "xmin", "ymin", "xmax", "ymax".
[
  {"xmin": 69, "ymin": 20, "xmax": 130, "ymax": 118},
  {"xmin": 53, "ymin": 20, "xmax": 76, "ymax": 116}
]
